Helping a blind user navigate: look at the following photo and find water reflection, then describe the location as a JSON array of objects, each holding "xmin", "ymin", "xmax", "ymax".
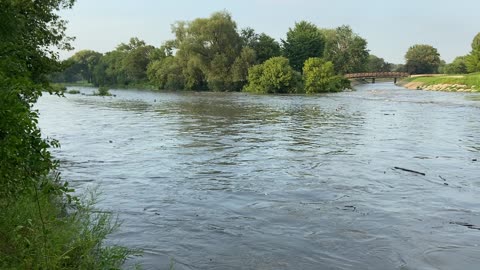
[{"xmin": 37, "ymin": 83, "xmax": 480, "ymax": 270}]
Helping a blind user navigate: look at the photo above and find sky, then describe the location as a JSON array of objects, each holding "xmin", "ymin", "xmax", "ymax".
[{"xmin": 59, "ymin": 0, "xmax": 479, "ymax": 64}]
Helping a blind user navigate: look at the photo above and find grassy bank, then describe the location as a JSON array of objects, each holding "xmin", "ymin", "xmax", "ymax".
[
  {"xmin": 400, "ymin": 73, "xmax": 480, "ymax": 92},
  {"xmin": 0, "ymin": 180, "xmax": 140, "ymax": 269}
]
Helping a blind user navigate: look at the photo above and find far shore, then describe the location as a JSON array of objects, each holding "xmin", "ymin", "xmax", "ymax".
[{"xmin": 399, "ymin": 73, "xmax": 480, "ymax": 92}]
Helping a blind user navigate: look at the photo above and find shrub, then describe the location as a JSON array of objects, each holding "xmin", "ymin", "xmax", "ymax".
[
  {"xmin": 244, "ymin": 57, "xmax": 302, "ymax": 94},
  {"xmin": 303, "ymin": 57, "xmax": 349, "ymax": 93},
  {"xmin": 95, "ymin": 86, "xmax": 112, "ymax": 96},
  {"xmin": 0, "ymin": 182, "xmax": 140, "ymax": 269}
]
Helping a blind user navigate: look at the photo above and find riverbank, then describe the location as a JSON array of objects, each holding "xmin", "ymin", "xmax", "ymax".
[
  {"xmin": 53, "ymin": 82, "xmax": 156, "ymax": 91},
  {"xmin": 399, "ymin": 73, "xmax": 480, "ymax": 92}
]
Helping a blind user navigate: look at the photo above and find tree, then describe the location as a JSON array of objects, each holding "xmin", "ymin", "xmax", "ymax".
[
  {"xmin": 323, "ymin": 25, "xmax": 369, "ymax": 74},
  {"xmin": 119, "ymin": 38, "xmax": 155, "ymax": 82},
  {"xmin": 232, "ymin": 47, "xmax": 257, "ymax": 89},
  {"xmin": 404, "ymin": 44, "xmax": 441, "ymax": 74},
  {"xmin": 444, "ymin": 56, "xmax": 468, "ymax": 74},
  {"xmin": 71, "ymin": 50, "xmax": 103, "ymax": 82},
  {"xmin": 240, "ymin": 28, "xmax": 281, "ymax": 64},
  {"xmin": 147, "ymin": 56, "xmax": 185, "ymax": 90},
  {"xmin": 253, "ymin": 33, "xmax": 282, "ymax": 64},
  {"xmin": 240, "ymin": 27, "xmax": 258, "ymax": 48},
  {"xmin": 466, "ymin": 33, "xmax": 480, "ymax": 73},
  {"xmin": 392, "ymin": 64, "xmax": 406, "ymax": 72},
  {"xmin": 366, "ymin": 55, "xmax": 392, "ymax": 72},
  {"xmin": 244, "ymin": 57, "xmax": 301, "ymax": 94},
  {"xmin": 90, "ymin": 37, "xmax": 154, "ymax": 86},
  {"xmin": 303, "ymin": 58, "xmax": 350, "ymax": 93},
  {"xmin": 95, "ymin": 50, "xmax": 129, "ymax": 85},
  {"xmin": 172, "ymin": 11, "xmax": 243, "ymax": 91},
  {"xmin": 282, "ymin": 21, "xmax": 325, "ymax": 71},
  {"xmin": 0, "ymin": 0, "xmax": 75, "ymax": 198}
]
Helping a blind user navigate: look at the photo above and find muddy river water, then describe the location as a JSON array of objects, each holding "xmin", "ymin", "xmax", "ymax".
[{"xmin": 37, "ymin": 83, "xmax": 480, "ymax": 269}]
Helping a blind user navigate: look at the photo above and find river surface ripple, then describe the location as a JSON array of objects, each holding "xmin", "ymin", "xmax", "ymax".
[{"xmin": 37, "ymin": 83, "xmax": 480, "ymax": 270}]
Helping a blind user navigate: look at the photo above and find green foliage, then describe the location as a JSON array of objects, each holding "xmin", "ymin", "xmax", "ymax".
[
  {"xmin": 323, "ymin": 25, "xmax": 369, "ymax": 74},
  {"xmin": 0, "ymin": 186, "xmax": 140, "ymax": 269},
  {"xmin": 121, "ymin": 38, "xmax": 155, "ymax": 82},
  {"xmin": 232, "ymin": 47, "xmax": 257, "ymax": 90},
  {"xmin": 72, "ymin": 50, "xmax": 103, "ymax": 82},
  {"xmin": 95, "ymin": 86, "xmax": 112, "ymax": 96},
  {"xmin": 466, "ymin": 33, "xmax": 480, "ymax": 73},
  {"xmin": 404, "ymin": 44, "xmax": 441, "ymax": 74},
  {"xmin": 147, "ymin": 56, "xmax": 185, "ymax": 90},
  {"xmin": 0, "ymin": 0, "xmax": 74, "ymax": 200},
  {"xmin": 172, "ymin": 11, "xmax": 243, "ymax": 91},
  {"xmin": 254, "ymin": 34, "xmax": 282, "ymax": 64},
  {"xmin": 0, "ymin": 1, "xmax": 136, "ymax": 269},
  {"xmin": 241, "ymin": 29, "xmax": 281, "ymax": 64},
  {"xmin": 74, "ymin": 38, "xmax": 154, "ymax": 87},
  {"xmin": 444, "ymin": 56, "xmax": 468, "ymax": 74},
  {"xmin": 392, "ymin": 64, "xmax": 406, "ymax": 72},
  {"xmin": 366, "ymin": 55, "xmax": 392, "ymax": 72},
  {"xmin": 303, "ymin": 58, "xmax": 350, "ymax": 93},
  {"xmin": 282, "ymin": 21, "xmax": 325, "ymax": 71},
  {"xmin": 244, "ymin": 57, "xmax": 302, "ymax": 94},
  {"xmin": 0, "ymin": 91, "xmax": 58, "ymax": 199},
  {"xmin": 402, "ymin": 73, "xmax": 480, "ymax": 90}
]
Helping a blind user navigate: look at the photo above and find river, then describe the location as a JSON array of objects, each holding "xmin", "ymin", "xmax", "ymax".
[{"xmin": 37, "ymin": 83, "xmax": 480, "ymax": 270}]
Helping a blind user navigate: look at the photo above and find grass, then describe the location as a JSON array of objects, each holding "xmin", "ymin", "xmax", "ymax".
[
  {"xmin": 401, "ymin": 73, "xmax": 480, "ymax": 91},
  {"xmin": 0, "ymin": 180, "xmax": 140, "ymax": 270}
]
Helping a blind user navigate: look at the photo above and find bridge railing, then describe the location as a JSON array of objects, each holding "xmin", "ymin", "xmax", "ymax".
[{"xmin": 345, "ymin": 72, "xmax": 410, "ymax": 79}]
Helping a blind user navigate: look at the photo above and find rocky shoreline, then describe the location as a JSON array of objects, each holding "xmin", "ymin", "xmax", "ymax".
[{"xmin": 402, "ymin": 81, "xmax": 477, "ymax": 92}]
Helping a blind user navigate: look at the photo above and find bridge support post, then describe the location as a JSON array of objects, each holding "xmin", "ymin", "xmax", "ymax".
[
  {"xmin": 394, "ymin": 77, "xmax": 397, "ymax": 84},
  {"xmin": 372, "ymin": 78, "xmax": 375, "ymax": 84}
]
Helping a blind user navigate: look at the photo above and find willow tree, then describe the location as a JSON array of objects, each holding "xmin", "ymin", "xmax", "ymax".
[{"xmin": 172, "ymin": 11, "xmax": 243, "ymax": 91}]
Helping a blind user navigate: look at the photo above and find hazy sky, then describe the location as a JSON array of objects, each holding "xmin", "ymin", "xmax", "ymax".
[{"xmin": 59, "ymin": 0, "xmax": 479, "ymax": 63}]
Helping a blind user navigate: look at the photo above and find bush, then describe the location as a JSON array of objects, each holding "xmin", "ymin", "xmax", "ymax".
[
  {"xmin": 444, "ymin": 56, "xmax": 468, "ymax": 74},
  {"xmin": 244, "ymin": 57, "xmax": 302, "ymax": 94},
  {"xmin": 0, "ymin": 181, "xmax": 140, "ymax": 269},
  {"xmin": 95, "ymin": 86, "xmax": 112, "ymax": 96},
  {"xmin": 303, "ymin": 58, "xmax": 350, "ymax": 93}
]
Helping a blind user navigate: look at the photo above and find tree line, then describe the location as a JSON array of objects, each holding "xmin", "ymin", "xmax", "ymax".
[
  {"xmin": 53, "ymin": 11, "xmax": 480, "ymax": 92},
  {"xmin": 401, "ymin": 33, "xmax": 480, "ymax": 75},
  {"xmin": 52, "ymin": 11, "xmax": 378, "ymax": 93}
]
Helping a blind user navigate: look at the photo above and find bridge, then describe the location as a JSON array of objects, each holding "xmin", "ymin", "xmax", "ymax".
[{"xmin": 344, "ymin": 72, "xmax": 410, "ymax": 84}]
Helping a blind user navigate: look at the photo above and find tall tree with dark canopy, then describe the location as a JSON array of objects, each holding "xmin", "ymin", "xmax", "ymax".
[
  {"xmin": 241, "ymin": 28, "xmax": 281, "ymax": 64},
  {"xmin": 282, "ymin": 21, "xmax": 325, "ymax": 72},
  {"xmin": 69, "ymin": 50, "xmax": 103, "ymax": 83},
  {"xmin": 323, "ymin": 25, "xmax": 369, "ymax": 74},
  {"xmin": 404, "ymin": 44, "xmax": 441, "ymax": 74}
]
